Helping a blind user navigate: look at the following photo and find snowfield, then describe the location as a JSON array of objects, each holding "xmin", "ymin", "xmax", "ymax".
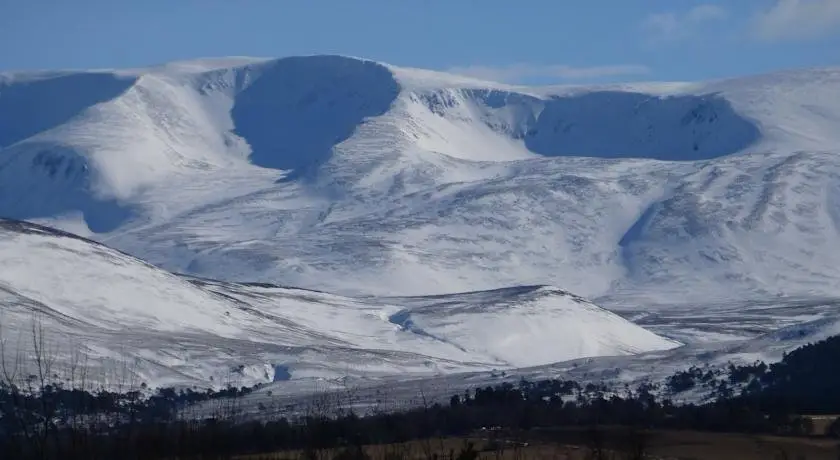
[{"xmin": 2, "ymin": 55, "xmax": 840, "ymax": 390}]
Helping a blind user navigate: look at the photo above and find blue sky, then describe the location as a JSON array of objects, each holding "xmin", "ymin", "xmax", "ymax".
[{"xmin": 1, "ymin": 0, "xmax": 839, "ymax": 84}]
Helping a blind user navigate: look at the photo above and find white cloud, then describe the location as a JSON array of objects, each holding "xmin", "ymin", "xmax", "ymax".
[
  {"xmin": 751, "ymin": 0, "xmax": 840, "ymax": 42},
  {"xmin": 444, "ymin": 63, "xmax": 651, "ymax": 83},
  {"xmin": 642, "ymin": 4, "xmax": 729, "ymax": 43}
]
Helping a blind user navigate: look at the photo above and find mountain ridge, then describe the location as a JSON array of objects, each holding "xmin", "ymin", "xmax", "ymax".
[{"xmin": 3, "ymin": 56, "xmax": 840, "ymax": 302}]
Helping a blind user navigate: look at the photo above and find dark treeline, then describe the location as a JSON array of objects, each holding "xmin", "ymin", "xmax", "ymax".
[
  {"xmin": 739, "ymin": 335, "xmax": 840, "ymax": 414},
  {"xmin": 0, "ymin": 381, "xmax": 261, "ymax": 459},
  {"xmin": 1, "ymin": 335, "xmax": 840, "ymax": 459},
  {"xmin": 666, "ymin": 335, "xmax": 840, "ymax": 415}
]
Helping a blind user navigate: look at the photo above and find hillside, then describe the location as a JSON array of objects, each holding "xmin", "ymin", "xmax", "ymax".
[
  {"xmin": 4, "ymin": 56, "xmax": 840, "ymax": 388},
  {"xmin": 0, "ymin": 219, "xmax": 678, "ymax": 387},
  {"xmin": 3, "ymin": 58, "xmax": 840, "ymax": 308},
  {"xmin": 4, "ymin": 56, "xmax": 840, "ymax": 310}
]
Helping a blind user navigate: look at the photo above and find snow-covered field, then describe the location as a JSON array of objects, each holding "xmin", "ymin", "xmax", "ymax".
[{"xmin": 2, "ymin": 55, "xmax": 840, "ymax": 393}]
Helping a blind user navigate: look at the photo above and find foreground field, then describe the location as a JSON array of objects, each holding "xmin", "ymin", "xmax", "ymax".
[{"xmin": 240, "ymin": 428, "xmax": 840, "ymax": 460}]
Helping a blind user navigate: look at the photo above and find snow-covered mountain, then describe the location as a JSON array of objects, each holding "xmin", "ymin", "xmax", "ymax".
[
  {"xmin": 4, "ymin": 56, "xmax": 840, "ymax": 306},
  {"xmin": 0, "ymin": 219, "xmax": 678, "ymax": 387},
  {"xmin": 3, "ymin": 55, "xmax": 840, "ymax": 387}
]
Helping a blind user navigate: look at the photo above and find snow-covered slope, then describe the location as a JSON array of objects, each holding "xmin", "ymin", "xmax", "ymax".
[
  {"xmin": 3, "ymin": 56, "xmax": 840, "ymax": 388},
  {"xmin": 0, "ymin": 219, "xmax": 678, "ymax": 387},
  {"xmin": 384, "ymin": 286, "xmax": 679, "ymax": 367},
  {"xmin": 3, "ymin": 57, "xmax": 840, "ymax": 306},
  {"xmin": 220, "ymin": 296, "xmax": 840, "ymax": 414}
]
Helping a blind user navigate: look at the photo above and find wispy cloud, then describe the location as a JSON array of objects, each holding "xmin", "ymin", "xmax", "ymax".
[
  {"xmin": 445, "ymin": 63, "xmax": 651, "ymax": 83},
  {"xmin": 751, "ymin": 0, "xmax": 840, "ymax": 42},
  {"xmin": 642, "ymin": 4, "xmax": 729, "ymax": 43}
]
